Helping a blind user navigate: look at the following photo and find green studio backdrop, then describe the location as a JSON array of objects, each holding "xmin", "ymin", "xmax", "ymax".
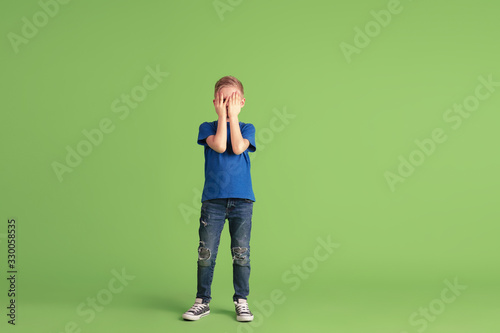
[{"xmin": 1, "ymin": 0, "xmax": 499, "ymax": 332}]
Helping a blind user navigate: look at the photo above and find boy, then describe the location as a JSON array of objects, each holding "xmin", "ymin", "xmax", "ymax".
[{"xmin": 182, "ymin": 76, "xmax": 257, "ymax": 322}]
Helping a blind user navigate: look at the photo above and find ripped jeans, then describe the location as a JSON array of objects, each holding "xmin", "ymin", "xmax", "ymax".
[{"xmin": 196, "ymin": 198, "xmax": 253, "ymax": 303}]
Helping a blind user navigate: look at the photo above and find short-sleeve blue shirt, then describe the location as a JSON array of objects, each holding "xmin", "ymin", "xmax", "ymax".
[{"xmin": 197, "ymin": 121, "xmax": 256, "ymax": 202}]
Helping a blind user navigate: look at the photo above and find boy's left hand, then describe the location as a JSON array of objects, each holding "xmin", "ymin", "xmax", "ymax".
[{"xmin": 227, "ymin": 91, "xmax": 242, "ymax": 119}]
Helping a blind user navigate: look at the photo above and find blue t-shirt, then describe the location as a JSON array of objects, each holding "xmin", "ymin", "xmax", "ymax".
[{"xmin": 197, "ymin": 121, "xmax": 256, "ymax": 202}]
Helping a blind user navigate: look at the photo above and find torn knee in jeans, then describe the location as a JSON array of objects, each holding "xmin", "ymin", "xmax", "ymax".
[
  {"xmin": 231, "ymin": 247, "xmax": 249, "ymax": 265},
  {"xmin": 198, "ymin": 243, "xmax": 211, "ymax": 261}
]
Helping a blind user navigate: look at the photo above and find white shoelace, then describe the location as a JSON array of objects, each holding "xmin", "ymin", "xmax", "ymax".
[
  {"xmin": 188, "ymin": 303, "xmax": 207, "ymax": 314},
  {"xmin": 235, "ymin": 302, "xmax": 250, "ymax": 314}
]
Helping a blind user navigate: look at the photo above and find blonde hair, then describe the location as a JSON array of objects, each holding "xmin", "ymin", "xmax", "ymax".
[{"xmin": 214, "ymin": 76, "xmax": 244, "ymax": 97}]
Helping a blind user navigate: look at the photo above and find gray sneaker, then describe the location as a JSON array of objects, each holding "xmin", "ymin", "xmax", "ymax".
[
  {"xmin": 182, "ymin": 298, "xmax": 210, "ymax": 321},
  {"xmin": 234, "ymin": 299, "xmax": 254, "ymax": 322}
]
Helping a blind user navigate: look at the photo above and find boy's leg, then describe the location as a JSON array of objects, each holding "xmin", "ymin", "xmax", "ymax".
[
  {"xmin": 196, "ymin": 199, "xmax": 227, "ymax": 303},
  {"xmin": 227, "ymin": 198, "xmax": 253, "ymax": 301}
]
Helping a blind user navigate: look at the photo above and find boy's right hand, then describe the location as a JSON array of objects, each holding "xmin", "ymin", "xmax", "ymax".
[{"xmin": 213, "ymin": 91, "xmax": 227, "ymax": 119}]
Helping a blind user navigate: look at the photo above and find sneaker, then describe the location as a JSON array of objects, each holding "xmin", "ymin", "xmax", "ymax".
[
  {"xmin": 234, "ymin": 299, "xmax": 254, "ymax": 322},
  {"xmin": 182, "ymin": 298, "xmax": 210, "ymax": 321}
]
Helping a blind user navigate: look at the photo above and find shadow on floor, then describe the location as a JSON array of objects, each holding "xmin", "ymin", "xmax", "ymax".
[
  {"xmin": 132, "ymin": 293, "xmax": 237, "ymax": 321},
  {"xmin": 133, "ymin": 293, "xmax": 189, "ymax": 321}
]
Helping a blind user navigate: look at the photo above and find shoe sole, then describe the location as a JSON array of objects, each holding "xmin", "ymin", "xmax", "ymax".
[
  {"xmin": 182, "ymin": 311, "xmax": 210, "ymax": 321},
  {"xmin": 236, "ymin": 315, "xmax": 254, "ymax": 322}
]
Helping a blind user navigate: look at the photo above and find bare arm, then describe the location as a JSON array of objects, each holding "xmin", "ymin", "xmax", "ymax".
[
  {"xmin": 227, "ymin": 91, "xmax": 249, "ymax": 155},
  {"xmin": 206, "ymin": 90, "xmax": 229, "ymax": 153},
  {"xmin": 229, "ymin": 117, "xmax": 249, "ymax": 155},
  {"xmin": 206, "ymin": 117, "xmax": 227, "ymax": 153}
]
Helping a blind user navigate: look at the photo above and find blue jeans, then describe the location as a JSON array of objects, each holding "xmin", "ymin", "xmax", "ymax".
[{"xmin": 196, "ymin": 198, "xmax": 253, "ymax": 303}]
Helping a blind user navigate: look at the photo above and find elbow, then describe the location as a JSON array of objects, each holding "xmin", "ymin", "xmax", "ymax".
[
  {"xmin": 233, "ymin": 139, "xmax": 250, "ymax": 155},
  {"xmin": 207, "ymin": 137, "xmax": 226, "ymax": 153},
  {"xmin": 214, "ymin": 143, "xmax": 226, "ymax": 154},
  {"xmin": 233, "ymin": 146, "xmax": 245, "ymax": 155}
]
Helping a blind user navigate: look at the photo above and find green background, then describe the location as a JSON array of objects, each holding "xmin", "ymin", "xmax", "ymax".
[{"xmin": 1, "ymin": 0, "xmax": 499, "ymax": 332}]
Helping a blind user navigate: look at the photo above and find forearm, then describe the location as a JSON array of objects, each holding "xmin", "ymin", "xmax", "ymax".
[
  {"xmin": 212, "ymin": 115, "xmax": 227, "ymax": 152},
  {"xmin": 229, "ymin": 116, "xmax": 247, "ymax": 155}
]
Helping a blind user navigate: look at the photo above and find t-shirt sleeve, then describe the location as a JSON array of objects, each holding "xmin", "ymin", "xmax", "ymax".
[
  {"xmin": 242, "ymin": 123, "xmax": 256, "ymax": 153},
  {"xmin": 197, "ymin": 122, "xmax": 216, "ymax": 146}
]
